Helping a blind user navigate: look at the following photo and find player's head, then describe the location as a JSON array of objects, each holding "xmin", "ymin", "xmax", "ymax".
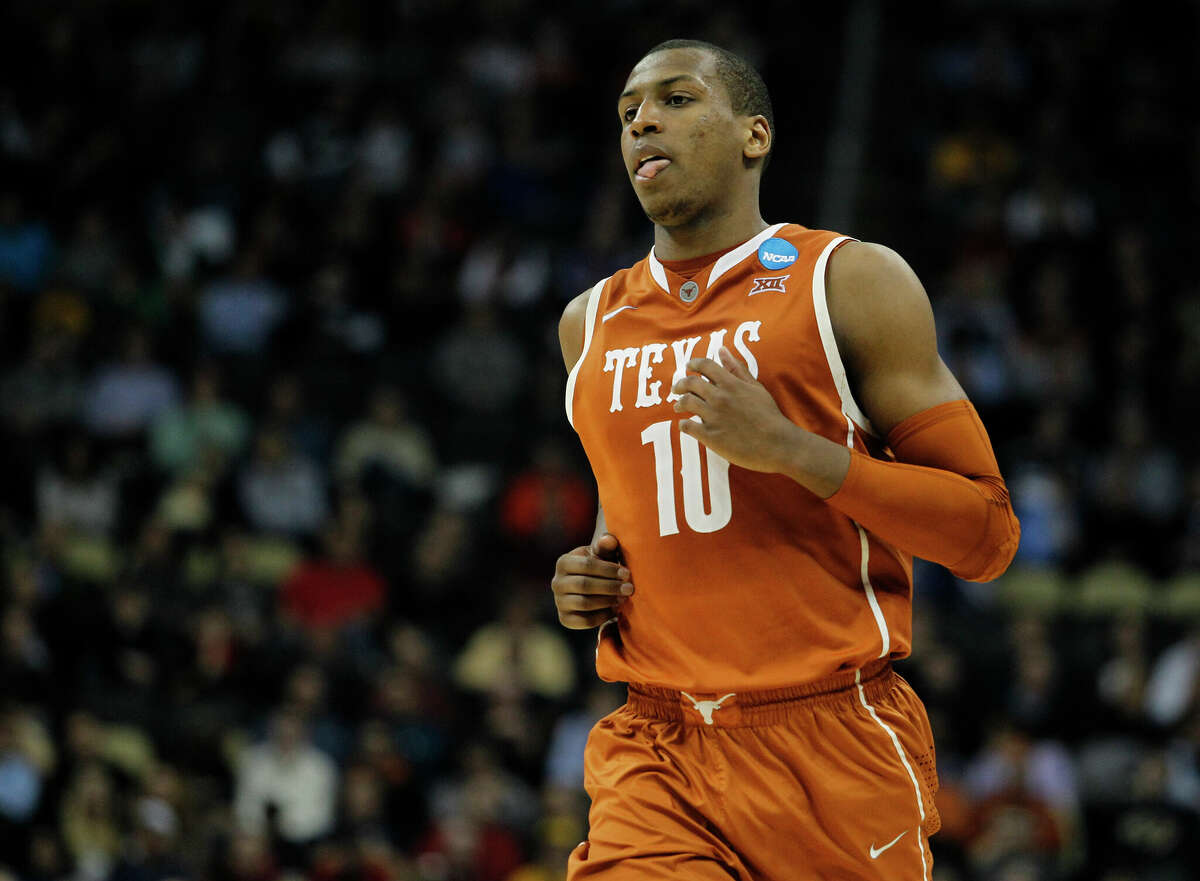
[{"xmin": 618, "ymin": 40, "xmax": 773, "ymax": 229}]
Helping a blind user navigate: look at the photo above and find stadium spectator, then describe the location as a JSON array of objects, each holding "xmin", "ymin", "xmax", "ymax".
[
  {"xmin": 0, "ymin": 706, "xmax": 46, "ymax": 830},
  {"xmin": 333, "ymin": 385, "xmax": 436, "ymax": 491},
  {"xmin": 0, "ymin": 193, "xmax": 53, "ymax": 293},
  {"xmin": 58, "ymin": 762, "xmax": 121, "ymax": 881},
  {"xmin": 108, "ymin": 796, "xmax": 185, "ymax": 881},
  {"xmin": 1095, "ymin": 613, "xmax": 1151, "ymax": 728},
  {"xmin": 0, "ymin": 605, "xmax": 51, "ymax": 704},
  {"xmin": 237, "ymin": 427, "xmax": 328, "ymax": 537},
  {"xmin": 196, "ymin": 249, "xmax": 288, "ymax": 357},
  {"xmin": 431, "ymin": 304, "xmax": 526, "ymax": 462},
  {"xmin": 0, "ymin": 328, "xmax": 83, "ymax": 437},
  {"xmin": 1145, "ymin": 627, "xmax": 1200, "ymax": 730},
  {"xmin": 260, "ymin": 374, "xmax": 332, "ymax": 468},
  {"xmin": 498, "ymin": 436, "xmax": 594, "ymax": 561},
  {"xmin": 232, "ymin": 709, "xmax": 338, "ymax": 859},
  {"xmin": 452, "ymin": 590, "xmax": 575, "ymax": 702},
  {"xmin": 543, "ymin": 684, "xmax": 624, "ymax": 792},
  {"xmin": 278, "ymin": 663, "xmax": 353, "ymax": 765},
  {"xmin": 80, "ymin": 329, "xmax": 180, "ymax": 440},
  {"xmin": 35, "ymin": 432, "xmax": 119, "ymax": 538},
  {"xmin": 279, "ymin": 524, "xmax": 385, "ymax": 640},
  {"xmin": 1084, "ymin": 751, "xmax": 1200, "ymax": 879},
  {"xmin": 149, "ymin": 362, "xmax": 250, "ymax": 476},
  {"xmin": 964, "ymin": 723, "xmax": 1082, "ymax": 872},
  {"xmin": 57, "ymin": 209, "xmax": 122, "ymax": 294}
]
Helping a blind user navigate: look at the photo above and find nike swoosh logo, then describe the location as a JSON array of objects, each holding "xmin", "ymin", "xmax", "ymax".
[
  {"xmin": 601, "ymin": 305, "xmax": 638, "ymax": 323},
  {"xmin": 869, "ymin": 830, "xmax": 908, "ymax": 859}
]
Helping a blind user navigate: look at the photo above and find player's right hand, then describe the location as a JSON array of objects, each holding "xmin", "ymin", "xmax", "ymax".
[{"xmin": 551, "ymin": 533, "xmax": 633, "ymax": 629}]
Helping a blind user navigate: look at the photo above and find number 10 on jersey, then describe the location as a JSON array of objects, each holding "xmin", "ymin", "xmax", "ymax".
[{"xmin": 640, "ymin": 417, "xmax": 732, "ymax": 536}]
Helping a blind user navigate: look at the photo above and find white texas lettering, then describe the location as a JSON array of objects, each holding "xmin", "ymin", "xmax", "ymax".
[
  {"xmin": 665, "ymin": 336, "xmax": 702, "ymax": 402},
  {"xmin": 635, "ymin": 343, "xmax": 668, "ymax": 408},
  {"xmin": 603, "ymin": 347, "xmax": 639, "ymax": 412},
  {"xmin": 703, "ymin": 328, "xmax": 727, "ymax": 360},
  {"xmin": 604, "ymin": 323, "xmax": 764, "ymax": 413},
  {"xmin": 733, "ymin": 320, "xmax": 762, "ymax": 378}
]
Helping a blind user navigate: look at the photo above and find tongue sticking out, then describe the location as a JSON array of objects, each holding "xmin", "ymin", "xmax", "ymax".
[{"xmin": 637, "ymin": 158, "xmax": 671, "ymax": 179}]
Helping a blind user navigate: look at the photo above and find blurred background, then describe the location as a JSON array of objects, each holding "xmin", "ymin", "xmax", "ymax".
[{"xmin": 0, "ymin": 1, "xmax": 1198, "ymax": 879}]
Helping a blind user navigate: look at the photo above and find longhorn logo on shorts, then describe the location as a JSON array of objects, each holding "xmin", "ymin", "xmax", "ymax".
[
  {"xmin": 757, "ymin": 237, "xmax": 798, "ymax": 271},
  {"xmin": 680, "ymin": 691, "xmax": 736, "ymax": 725}
]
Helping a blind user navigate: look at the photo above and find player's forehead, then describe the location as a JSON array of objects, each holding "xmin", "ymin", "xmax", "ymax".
[{"xmin": 619, "ymin": 48, "xmax": 719, "ymax": 100}]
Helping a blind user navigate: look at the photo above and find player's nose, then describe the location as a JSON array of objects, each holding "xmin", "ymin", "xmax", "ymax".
[{"xmin": 628, "ymin": 103, "xmax": 661, "ymax": 138}]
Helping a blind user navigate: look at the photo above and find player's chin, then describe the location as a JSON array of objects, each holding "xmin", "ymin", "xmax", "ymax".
[{"xmin": 640, "ymin": 196, "xmax": 699, "ymax": 227}]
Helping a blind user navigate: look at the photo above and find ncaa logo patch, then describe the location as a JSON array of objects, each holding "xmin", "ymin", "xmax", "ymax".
[
  {"xmin": 757, "ymin": 237, "xmax": 798, "ymax": 271},
  {"xmin": 749, "ymin": 275, "xmax": 789, "ymax": 295}
]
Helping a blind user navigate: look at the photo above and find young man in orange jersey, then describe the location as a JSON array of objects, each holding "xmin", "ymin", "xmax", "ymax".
[{"xmin": 550, "ymin": 39, "xmax": 1019, "ymax": 880}]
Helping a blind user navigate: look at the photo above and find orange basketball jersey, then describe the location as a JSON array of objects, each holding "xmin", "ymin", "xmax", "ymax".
[{"xmin": 567, "ymin": 224, "xmax": 914, "ymax": 692}]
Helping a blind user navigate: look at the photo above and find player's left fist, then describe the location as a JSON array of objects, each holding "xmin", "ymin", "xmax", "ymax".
[{"xmin": 670, "ymin": 346, "xmax": 804, "ymax": 475}]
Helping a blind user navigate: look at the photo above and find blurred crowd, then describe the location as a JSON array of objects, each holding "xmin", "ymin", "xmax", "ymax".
[{"xmin": 0, "ymin": 2, "xmax": 1197, "ymax": 880}]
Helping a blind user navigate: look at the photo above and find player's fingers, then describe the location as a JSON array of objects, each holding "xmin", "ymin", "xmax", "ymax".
[
  {"xmin": 670, "ymin": 375, "xmax": 712, "ymax": 400},
  {"xmin": 553, "ymin": 574, "xmax": 633, "ymax": 597},
  {"xmin": 556, "ymin": 552, "xmax": 627, "ymax": 581},
  {"xmin": 678, "ymin": 417, "xmax": 712, "ymax": 444},
  {"xmin": 555, "ymin": 547, "xmax": 591, "ymax": 575},
  {"xmin": 558, "ymin": 593, "xmax": 624, "ymax": 613},
  {"xmin": 592, "ymin": 532, "xmax": 622, "ymax": 560},
  {"xmin": 686, "ymin": 357, "xmax": 735, "ymax": 386},
  {"xmin": 672, "ymin": 392, "xmax": 713, "ymax": 419},
  {"xmin": 717, "ymin": 345, "xmax": 754, "ymax": 381},
  {"xmin": 558, "ymin": 609, "xmax": 619, "ymax": 630}
]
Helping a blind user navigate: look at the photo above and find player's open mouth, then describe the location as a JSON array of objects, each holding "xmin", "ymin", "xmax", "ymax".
[{"xmin": 635, "ymin": 156, "xmax": 671, "ymax": 181}]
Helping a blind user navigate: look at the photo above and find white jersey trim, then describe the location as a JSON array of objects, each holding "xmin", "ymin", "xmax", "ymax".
[
  {"xmin": 565, "ymin": 277, "xmax": 609, "ymax": 429},
  {"xmin": 709, "ymin": 222, "xmax": 787, "ymax": 286},
  {"xmin": 812, "ymin": 235, "xmax": 877, "ymax": 437},
  {"xmin": 645, "ymin": 222, "xmax": 789, "ymax": 294},
  {"xmin": 647, "ymin": 250, "xmax": 669, "ymax": 293},
  {"xmin": 596, "ymin": 616, "xmax": 618, "ymax": 662},
  {"xmin": 816, "ymin": 237, "xmax": 891, "ymax": 662},
  {"xmin": 844, "ymin": 411, "xmax": 890, "ymax": 659},
  {"xmin": 857, "ymin": 524, "xmax": 891, "ymax": 659},
  {"xmin": 855, "ymin": 668, "xmax": 930, "ymax": 881}
]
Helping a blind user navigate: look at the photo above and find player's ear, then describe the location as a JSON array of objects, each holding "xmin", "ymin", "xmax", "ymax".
[{"xmin": 743, "ymin": 116, "xmax": 771, "ymax": 164}]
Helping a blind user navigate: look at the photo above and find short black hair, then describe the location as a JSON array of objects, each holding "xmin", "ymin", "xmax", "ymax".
[{"xmin": 642, "ymin": 39, "xmax": 774, "ymax": 167}]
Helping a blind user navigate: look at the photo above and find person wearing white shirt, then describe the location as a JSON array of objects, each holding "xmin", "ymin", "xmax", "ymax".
[{"xmin": 233, "ymin": 709, "xmax": 338, "ymax": 844}]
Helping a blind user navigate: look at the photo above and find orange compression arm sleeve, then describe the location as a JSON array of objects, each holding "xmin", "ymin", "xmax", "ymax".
[{"xmin": 824, "ymin": 399, "xmax": 1020, "ymax": 582}]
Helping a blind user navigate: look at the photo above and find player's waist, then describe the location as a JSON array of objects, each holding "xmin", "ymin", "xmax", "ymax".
[{"xmin": 625, "ymin": 658, "xmax": 892, "ymax": 728}]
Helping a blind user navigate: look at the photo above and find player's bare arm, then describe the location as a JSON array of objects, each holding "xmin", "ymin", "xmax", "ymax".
[
  {"xmin": 824, "ymin": 241, "xmax": 967, "ymax": 431},
  {"xmin": 551, "ymin": 292, "xmax": 633, "ymax": 629}
]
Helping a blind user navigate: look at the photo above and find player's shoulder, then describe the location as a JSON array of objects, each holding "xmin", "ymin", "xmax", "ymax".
[
  {"xmin": 558, "ymin": 264, "xmax": 638, "ymax": 370},
  {"xmin": 826, "ymin": 240, "xmax": 917, "ymax": 288},
  {"xmin": 558, "ymin": 258, "xmax": 646, "ymax": 330},
  {"xmin": 826, "ymin": 240, "xmax": 930, "ymax": 323},
  {"xmin": 559, "ymin": 282, "xmax": 591, "ymax": 336},
  {"xmin": 824, "ymin": 240, "xmax": 935, "ymax": 362},
  {"xmin": 773, "ymin": 223, "xmax": 850, "ymax": 247}
]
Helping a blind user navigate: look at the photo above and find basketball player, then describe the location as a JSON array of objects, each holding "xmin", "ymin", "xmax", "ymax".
[{"xmin": 551, "ymin": 39, "xmax": 1019, "ymax": 880}]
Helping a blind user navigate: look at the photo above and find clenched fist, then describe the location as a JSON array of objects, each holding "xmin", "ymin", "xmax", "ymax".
[{"xmin": 551, "ymin": 533, "xmax": 633, "ymax": 629}]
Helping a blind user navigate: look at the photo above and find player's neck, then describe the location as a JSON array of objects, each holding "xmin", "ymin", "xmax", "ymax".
[{"xmin": 652, "ymin": 202, "xmax": 768, "ymax": 262}]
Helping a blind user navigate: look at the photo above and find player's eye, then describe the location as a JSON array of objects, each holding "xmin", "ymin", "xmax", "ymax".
[
  {"xmin": 622, "ymin": 105, "xmax": 638, "ymax": 123},
  {"xmin": 666, "ymin": 94, "xmax": 692, "ymax": 107}
]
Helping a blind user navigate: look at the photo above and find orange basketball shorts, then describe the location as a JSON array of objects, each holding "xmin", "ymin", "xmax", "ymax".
[{"xmin": 567, "ymin": 661, "xmax": 940, "ymax": 880}]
